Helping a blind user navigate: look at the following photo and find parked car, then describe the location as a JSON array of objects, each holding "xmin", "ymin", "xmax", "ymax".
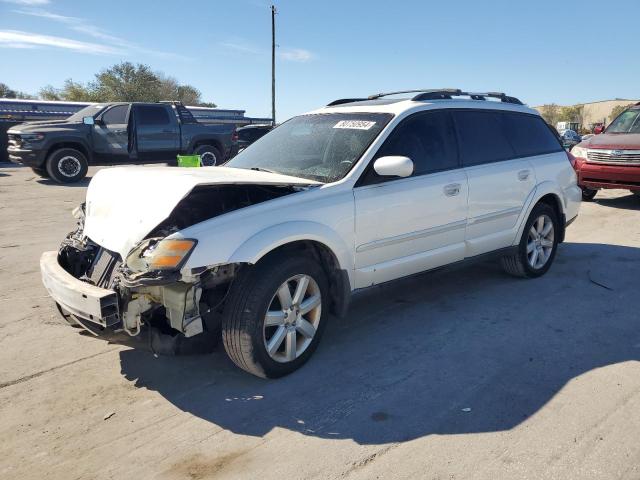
[
  {"xmin": 236, "ymin": 124, "xmax": 273, "ymax": 151},
  {"xmin": 571, "ymin": 102, "xmax": 640, "ymax": 200},
  {"xmin": 40, "ymin": 89, "xmax": 581, "ymax": 378},
  {"xmin": 7, "ymin": 101, "xmax": 238, "ymax": 183},
  {"xmin": 559, "ymin": 129, "xmax": 581, "ymax": 149}
]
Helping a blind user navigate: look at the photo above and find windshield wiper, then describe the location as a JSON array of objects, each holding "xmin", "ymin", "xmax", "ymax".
[{"xmin": 249, "ymin": 167, "xmax": 278, "ymax": 174}]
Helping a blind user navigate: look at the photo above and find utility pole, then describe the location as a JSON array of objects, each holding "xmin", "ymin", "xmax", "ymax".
[{"xmin": 271, "ymin": 5, "xmax": 277, "ymax": 126}]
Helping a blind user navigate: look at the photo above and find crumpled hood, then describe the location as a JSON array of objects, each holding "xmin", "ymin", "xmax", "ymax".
[
  {"xmin": 581, "ymin": 133, "xmax": 640, "ymax": 150},
  {"xmin": 83, "ymin": 166, "xmax": 319, "ymax": 258}
]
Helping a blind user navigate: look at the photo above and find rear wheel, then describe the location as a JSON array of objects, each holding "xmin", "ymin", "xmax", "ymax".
[
  {"xmin": 45, "ymin": 148, "xmax": 88, "ymax": 183},
  {"xmin": 581, "ymin": 187, "xmax": 597, "ymax": 201},
  {"xmin": 194, "ymin": 144, "xmax": 222, "ymax": 167},
  {"xmin": 501, "ymin": 203, "xmax": 559, "ymax": 278},
  {"xmin": 222, "ymin": 255, "xmax": 328, "ymax": 378}
]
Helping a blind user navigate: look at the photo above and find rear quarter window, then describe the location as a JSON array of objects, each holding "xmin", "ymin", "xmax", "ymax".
[{"xmin": 502, "ymin": 113, "xmax": 563, "ymax": 157}]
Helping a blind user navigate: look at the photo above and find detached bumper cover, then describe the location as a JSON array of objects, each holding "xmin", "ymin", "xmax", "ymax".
[{"xmin": 40, "ymin": 251, "xmax": 120, "ymax": 326}]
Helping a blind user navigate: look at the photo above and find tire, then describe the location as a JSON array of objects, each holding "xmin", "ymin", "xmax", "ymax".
[
  {"xmin": 31, "ymin": 167, "xmax": 50, "ymax": 178},
  {"xmin": 501, "ymin": 203, "xmax": 560, "ymax": 278},
  {"xmin": 581, "ymin": 187, "xmax": 597, "ymax": 201},
  {"xmin": 194, "ymin": 144, "xmax": 222, "ymax": 167},
  {"xmin": 45, "ymin": 148, "xmax": 88, "ymax": 183},
  {"xmin": 222, "ymin": 255, "xmax": 329, "ymax": 378}
]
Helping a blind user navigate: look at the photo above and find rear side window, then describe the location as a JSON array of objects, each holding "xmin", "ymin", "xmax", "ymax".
[
  {"xmin": 502, "ymin": 113, "xmax": 563, "ymax": 157},
  {"xmin": 375, "ymin": 110, "xmax": 459, "ymax": 176},
  {"xmin": 453, "ymin": 110, "xmax": 515, "ymax": 166},
  {"xmin": 101, "ymin": 105, "xmax": 128, "ymax": 125},
  {"xmin": 137, "ymin": 106, "xmax": 170, "ymax": 126}
]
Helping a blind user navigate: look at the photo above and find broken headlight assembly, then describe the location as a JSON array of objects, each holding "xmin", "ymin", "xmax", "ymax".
[{"xmin": 126, "ymin": 238, "xmax": 197, "ymax": 273}]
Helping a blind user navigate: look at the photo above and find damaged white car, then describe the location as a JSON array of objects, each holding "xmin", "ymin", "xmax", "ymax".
[{"xmin": 41, "ymin": 89, "xmax": 581, "ymax": 378}]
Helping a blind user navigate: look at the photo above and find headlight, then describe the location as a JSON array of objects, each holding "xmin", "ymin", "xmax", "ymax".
[
  {"xmin": 572, "ymin": 146, "xmax": 588, "ymax": 159},
  {"xmin": 21, "ymin": 133, "xmax": 45, "ymax": 143},
  {"xmin": 126, "ymin": 238, "xmax": 197, "ymax": 272}
]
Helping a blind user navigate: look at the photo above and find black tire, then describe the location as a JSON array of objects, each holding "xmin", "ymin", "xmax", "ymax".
[
  {"xmin": 31, "ymin": 167, "xmax": 50, "ymax": 178},
  {"xmin": 194, "ymin": 144, "xmax": 222, "ymax": 167},
  {"xmin": 45, "ymin": 148, "xmax": 88, "ymax": 183},
  {"xmin": 222, "ymin": 255, "xmax": 329, "ymax": 378},
  {"xmin": 581, "ymin": 187, "xmax": 597, "ymax": 201},
  {"xmin": 501, "ymin": 203, "xmax": 560, "ymax": 278}
]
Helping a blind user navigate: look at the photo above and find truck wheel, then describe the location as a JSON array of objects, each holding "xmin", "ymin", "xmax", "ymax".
[
  {"xmin": 222, "ymin": 255, "xmax": 329, "ymax": 378},
  {"xmin": 194, "ymin": 145, "xmax": 221, "ymax": 167},
  {"xmin": 581, "ymin": 187, "xmax": 597, "ymax": 201},
  {"xmin": 31, "ymin": 167, "xmax": 50, "ymax": 178},
  {"xmin": 501, "ymin": 203, "xmax": 559, "ymax": 278},
  {"xmin": 46, "ymin": 148, "xmax": 88, "ymax": 183}
]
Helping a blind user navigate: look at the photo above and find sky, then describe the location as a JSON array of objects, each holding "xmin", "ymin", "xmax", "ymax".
[{"xmin": 0, "ymin": 0, "xmax": 638, "ymax": 121}]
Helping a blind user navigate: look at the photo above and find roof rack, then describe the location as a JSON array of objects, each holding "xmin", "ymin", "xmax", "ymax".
[
  {"xmin": 326, "ymin": 98, "xmax": 369, "ymax": 106},
  {"xmin": 327, "ymin": 89, "xmax": 524, "ymax": 107}
]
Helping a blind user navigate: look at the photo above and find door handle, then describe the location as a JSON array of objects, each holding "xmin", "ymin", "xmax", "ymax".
[
  {"xmin": 518, "ymin": 169, "xmax": 531, "ymax": 181},
  {"xmin": 443, "ymin": 183, "xmax": 461, "ymax": 197}
]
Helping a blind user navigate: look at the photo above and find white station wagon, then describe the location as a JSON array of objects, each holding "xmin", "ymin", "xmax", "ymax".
[{"xmin": 41, "ymin": 89, "xmax": 581, "ymax": 378}]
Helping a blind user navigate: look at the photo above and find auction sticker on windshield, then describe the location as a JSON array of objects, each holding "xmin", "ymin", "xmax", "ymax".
[{"xmin": 333, "ymin": 120, "xmax": 376, "ymax": 130}]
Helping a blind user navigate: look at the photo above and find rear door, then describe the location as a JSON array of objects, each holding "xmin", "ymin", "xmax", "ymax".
[
  {"xmin": 353, "ymin": 110, "xmax": 468, "ymax": 287},
  {"xmin": 134, "ymin": 105, "xmax": 179, "ymax": 162},
  {"xmin": 92, "ymin": 104, "xmax": 131, "ymax": 163},
  {"xmin": 453, "ymin": 109, "xmax": 536, "ymax": 257}
]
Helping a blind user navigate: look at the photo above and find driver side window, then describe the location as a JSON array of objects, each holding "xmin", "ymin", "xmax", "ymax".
[
  {"xmin": 101, "ymin": 105, "xmax": 129, "ymax": 126},
  {"xmin": 359, "ymin": 110, "xmax": 459, "ymax": 185}
]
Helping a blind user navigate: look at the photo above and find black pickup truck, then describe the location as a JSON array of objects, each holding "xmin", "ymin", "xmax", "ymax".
[{"xmin": 7, "ymin": 102, "xmax": 238, "ymax": 183}]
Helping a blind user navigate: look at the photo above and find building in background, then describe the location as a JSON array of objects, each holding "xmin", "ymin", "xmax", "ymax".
[{"xmin": 535, "ymin": 98, "xmax": 639, "ymax": 132}]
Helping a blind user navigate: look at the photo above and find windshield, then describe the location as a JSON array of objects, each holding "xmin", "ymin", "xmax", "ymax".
[
  {"xmin": 607, "ymin": 109, "xmax": 640, "ymax": 134},
  {"xmin": 226, "ymin": 113, "xmax": 393, "ymax": 183},
  {"xmin": 66, "ymin": 104, "xmax": 106, "ymax": 122}
]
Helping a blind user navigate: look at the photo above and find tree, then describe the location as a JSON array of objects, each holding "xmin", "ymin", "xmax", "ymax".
[
  {"xmin": 0, "ymin": 82, "xmax": 34, "ymax": 99},
  {"xmin": 610, "ymin": 104, "xmax": 630, "ymax": 122},
  {"xmin": 37, "ymin": 62, "xmax": 216, "ymax": 106},
  {"xmin": 558, "ymin": 105, "xmax": 584, "ymax": 126},
  {"xmin": 539, "ymin": 104, "xmax": 560, "ymax": 127}
]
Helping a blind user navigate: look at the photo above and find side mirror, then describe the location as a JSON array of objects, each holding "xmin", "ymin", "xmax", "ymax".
[
  {"xmin": 373, "ymin": 156, "xmax": 414, "ymax": 178},
  {"xmin": 83, "ymin": 116, "xmax": 95, "ymax": 126},
  {"xmin": 594, "ymin": 125, "xmax": 604, "ymax": 134}
]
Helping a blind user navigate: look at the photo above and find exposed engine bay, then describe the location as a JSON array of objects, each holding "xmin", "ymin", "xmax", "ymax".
[{"xmin": 56, "ymin": 183, "xmax": 304, "ymax": 345}]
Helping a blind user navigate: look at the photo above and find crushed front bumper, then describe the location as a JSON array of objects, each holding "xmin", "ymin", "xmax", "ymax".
[{"xmin": 40, "ymin": 251, "xmax": 120, "ymax": 326}]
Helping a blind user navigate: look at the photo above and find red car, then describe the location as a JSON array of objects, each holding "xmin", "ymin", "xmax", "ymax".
[{"xmin": 571, "ymin": 102, "xmax": 640, "ymax": 201}]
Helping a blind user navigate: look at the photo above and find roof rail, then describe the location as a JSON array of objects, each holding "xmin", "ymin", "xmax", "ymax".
[
  {"xmin": 412, "ymin": 90, "xmax": 523, "ymax": 105},
  {"xmin": 326, "ymin": 98, "xmax": 368, "ymax": 106},
  {"xmin": 367, "ymin": 88, "xmax": 462, "ymax": 100}
]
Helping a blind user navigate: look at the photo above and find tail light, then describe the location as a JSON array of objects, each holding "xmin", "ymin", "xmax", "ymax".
[{"xmin": 231, "ymin": 130, "xmax": 239, "ymax": 142}]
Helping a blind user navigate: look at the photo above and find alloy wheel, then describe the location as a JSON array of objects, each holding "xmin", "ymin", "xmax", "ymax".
[
  {"xmin": 263, "ymin": 274, "xmax": 322, "ymax": 363},
  {"xmin": 527, "ymin": 214, "xmax": 554, "ymax": 269},
  {"xmin": 58, "ymin": 156, "xmax": 81, "ymax": 178}
]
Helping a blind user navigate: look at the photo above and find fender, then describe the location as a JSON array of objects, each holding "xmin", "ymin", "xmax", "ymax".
[
  {"xmin": 229, "ymin": 221, "xmax": 355, "ymax": 288},
  {"xmin": 45, "ymin": 137, "xmax": 93, "ymax": 161},
  {"xmin": 511, "ymin": 181, "xmax": 565, "ymax": 246}
]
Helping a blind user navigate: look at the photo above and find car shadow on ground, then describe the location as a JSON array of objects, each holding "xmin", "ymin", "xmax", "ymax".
[
  {"xmin": 594, "ymin": 193, "xmax": 640, "ymax": 211},
  {"xmin": 36, "ymin": 177, "xmax": 93, "ymax": 187},
  {"xmin": 117, "ymin": 242, "xmax": 640, "ymax": 445}
]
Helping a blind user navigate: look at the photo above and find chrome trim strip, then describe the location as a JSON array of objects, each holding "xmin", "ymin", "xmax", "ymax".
[
  {"xmin": 468, "ymin": 207, "xmax": 521, "ymax": 225},
  {"xmin": 356, "ymin": 220, "xmax": 467, "ymax": 253}
]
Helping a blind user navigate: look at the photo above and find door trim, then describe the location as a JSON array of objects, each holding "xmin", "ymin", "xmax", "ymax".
[
  {"xmin": 356, "ymin": 219, "xmax": 466, "ymax": 253},
  {"xmin": 467, "ymin": 206, "xmax": 521, "ymax": 226}
]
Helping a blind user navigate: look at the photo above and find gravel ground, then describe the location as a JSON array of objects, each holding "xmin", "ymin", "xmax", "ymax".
[{"xmin": 1, "ymin": 163, "xmax": 639, "ymax": 480}]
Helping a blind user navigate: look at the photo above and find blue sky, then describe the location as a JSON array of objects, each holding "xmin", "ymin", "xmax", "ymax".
[{"xmin": 1, "ymin": 0, "xmax": 638, "ymax": 121}]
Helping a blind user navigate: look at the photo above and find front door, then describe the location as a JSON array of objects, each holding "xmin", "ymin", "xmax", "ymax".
[
  {"xmin": 452, "ymin": 109, "xmax": 537, "ymax": 257},
  {"xmin": 353, "ymin": 110, "xmax": 468, "ymax": 288},
  {"xmin": 92, "ymin": 104, "xmax": 131, "ymax": 163}
]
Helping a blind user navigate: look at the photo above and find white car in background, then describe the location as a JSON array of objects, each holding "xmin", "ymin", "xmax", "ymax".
[{"xmin": 40, "ymin": 89, "xmax": 581, "ymax": 378}]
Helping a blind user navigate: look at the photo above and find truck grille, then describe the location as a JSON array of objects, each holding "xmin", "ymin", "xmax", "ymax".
[
  {"xmin": 587, "ymin": 149, "xmax": 640, "ymax": 166},
  {"xmin": 87, "ymin": 248, "xmax": 122, "ymax": 289}
]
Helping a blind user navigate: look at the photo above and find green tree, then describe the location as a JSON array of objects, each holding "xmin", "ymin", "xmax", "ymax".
[
  {"xmin": 558, "ymin": 105, "xmax": 584, "ymax": 125},
  {"xmin": 610, "ymin": 104, "xmax": 630, "ymax": 122},
  {"xmin": 539, "ymin": 104, "xmax": 560, "ymax": 127},
  {"xmin": 0, "ymin": 82, "xmax": 34, "ymax": 99},
  {"xmin": 38, "ymin": 62, "xmax": 216, "ymax": 106}
]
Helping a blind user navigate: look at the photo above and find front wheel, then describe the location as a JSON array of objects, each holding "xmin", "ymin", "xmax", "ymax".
[
  {"xmin": 581, "ymin": 187, "xmax": 597, "ymax": 201},
  {"xmin": 194, "ymin": 144, "xmax": 222, "ymax": 167},
  {"xmin": 222, "ymin": 255, "xmax": 328, "ymax": 378},
  {"xmin": 45, "ymin": 148, "xmax": 88, "ymax": 183},
  {"xmin": 501, "ymin": 203, "xmax": 559, "ymax": 278}
]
